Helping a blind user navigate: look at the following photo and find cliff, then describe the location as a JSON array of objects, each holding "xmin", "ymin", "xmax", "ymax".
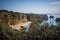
[
  {"xmin": 0, "ymin": 10, "xmax": 48, "ymax": 30},
  {"xmin": 56, "ymin": 18, "xmax": 60, "ymax": 22}
]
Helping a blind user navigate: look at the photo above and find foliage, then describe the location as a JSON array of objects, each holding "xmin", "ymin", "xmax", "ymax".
[{"xmin": 0, "ymin": 21, "xmax": 60, "ymax": 40}]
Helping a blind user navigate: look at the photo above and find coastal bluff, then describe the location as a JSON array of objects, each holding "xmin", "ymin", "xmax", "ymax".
[{"xmin": 0, "ymin": 10, "xmax": 48, "ymax": 30}]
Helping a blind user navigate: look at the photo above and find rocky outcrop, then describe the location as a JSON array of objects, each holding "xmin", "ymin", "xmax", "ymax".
[
  {"xmin": 0, "ymin": 11, "xmax": 28, "ymax": 31},
  {"xmin": 0, "ymin": 10, "xmax": 48, "ymax": 30},
  {"xmin": 27, "ymin": 14, "xmax": 48, "ymax": 22},
  {"xmin": 56, "ymin": 18, "xmax": 60, "ymax": 22}
]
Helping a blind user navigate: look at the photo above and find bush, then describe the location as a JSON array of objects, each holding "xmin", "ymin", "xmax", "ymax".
[{"xmin": 0, "ymin": 21, "xmax": 60, "ymax": 40}]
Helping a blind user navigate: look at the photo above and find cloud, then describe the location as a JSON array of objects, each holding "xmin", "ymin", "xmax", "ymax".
[
  {"xmin": 51, "ymin": 1, "xmax": 60, "ymax": 5},
  {"xmin": 50, "ymin": 1, "xmax": 60, "ymax": 14}
]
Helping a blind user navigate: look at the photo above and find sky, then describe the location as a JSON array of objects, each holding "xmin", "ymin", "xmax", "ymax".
[{"xmin": 0, "ymin": 0, "xmax": 60, "ymax": 14}]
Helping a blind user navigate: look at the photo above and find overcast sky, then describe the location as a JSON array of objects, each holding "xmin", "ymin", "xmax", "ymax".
[{"xmin": 0, "ymin": 0, "xmax": 60, "ymax": 14}]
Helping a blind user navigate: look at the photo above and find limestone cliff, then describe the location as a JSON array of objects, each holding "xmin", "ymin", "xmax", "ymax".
[
  {"xmin": 56, "ymin": 18, "xmax": 60, "ymax": 22},
  {"xmin": 0, "ymin": 10, "xmax": 48, "ymax": 30}
]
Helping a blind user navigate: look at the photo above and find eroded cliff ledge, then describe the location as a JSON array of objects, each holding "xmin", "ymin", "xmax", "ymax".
[{"xmin": 0, "ymin": 10, "xmax": 48, "ymax": 30}]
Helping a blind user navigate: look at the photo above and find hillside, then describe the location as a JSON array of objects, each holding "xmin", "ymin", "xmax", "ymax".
[{"xmin": 0, "ymin": 10, "xmax": 48, "ymax": 30}]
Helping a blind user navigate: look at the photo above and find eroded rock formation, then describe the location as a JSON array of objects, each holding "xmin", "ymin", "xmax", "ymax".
[
  {"xmin": 0, "ymin": 10, "xmax": 48, "ymax": 30},
  {"xmin": 56, "ymin": 18, "xmax": 60, "ymax": 23}
]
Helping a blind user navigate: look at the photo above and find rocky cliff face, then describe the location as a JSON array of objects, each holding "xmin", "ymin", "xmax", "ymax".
[
  {"xmin": 0, "ymin": 10, "xmax": 48, "ymax": 30},
  {"xmin": 27, "ymin": 14, "xmax": 48, "ymax": 22},
  {"xmin": 0, "ymin": 11, "xmax": 27, "ymax": 26},
  {"xmin": 56, "ymin": 18, "xmax": 60, "ymax": 22}
]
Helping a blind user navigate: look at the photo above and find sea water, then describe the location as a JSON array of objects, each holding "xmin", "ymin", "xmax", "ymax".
[{"xmin": 40, "ymin": 14, "xmax": 60, "ymax": 26}]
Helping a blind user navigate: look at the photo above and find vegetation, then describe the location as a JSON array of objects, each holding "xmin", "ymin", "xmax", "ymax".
[
  {"xmin": 0, "ymin": 10, "xmax": 60, "ymax": 40},
  {"xmin": 0, "ymin": 21, "xmax": 60, "ymax": 40}
]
